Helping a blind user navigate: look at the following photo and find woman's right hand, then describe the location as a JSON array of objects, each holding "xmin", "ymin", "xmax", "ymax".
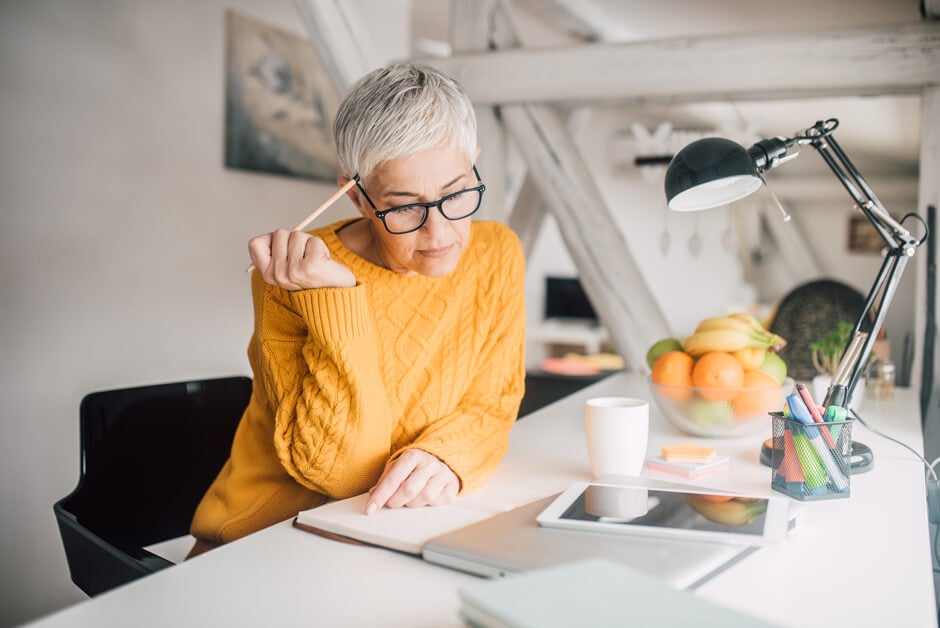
[{"xmin": 248, "ymin": 229, "xmax": 356, "ymax": 291}]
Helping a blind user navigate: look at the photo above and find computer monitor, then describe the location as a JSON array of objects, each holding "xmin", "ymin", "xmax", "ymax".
[{"xmin": 544, "ymin": 276, "xmax": 598, "ymax": 323}]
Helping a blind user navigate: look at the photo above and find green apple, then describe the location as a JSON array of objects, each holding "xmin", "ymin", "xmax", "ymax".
[
  {"xmin": 759, "ymin": 352, "xmax": 788, "ymax": 384},
  {"xmin": 686, "ymin": 398, "xmax": 734, "ymax": 427},
  {"xmin": 646, "ymin": 338, "xmax": 684, "ymax": 368}
]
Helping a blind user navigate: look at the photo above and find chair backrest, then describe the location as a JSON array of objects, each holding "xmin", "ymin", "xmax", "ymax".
[
  {"xmin": 54, "ymin": 376, "xmax": 252, "ymax": 596},
  {"xmin": 768, "ymin": 279, "xmax": 866, "ymax": 382}
]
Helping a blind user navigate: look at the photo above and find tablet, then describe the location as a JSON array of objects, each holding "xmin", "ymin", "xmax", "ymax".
[{"xmin": 536, "ymin": 481, "xmax": 790, "ymax": 545}]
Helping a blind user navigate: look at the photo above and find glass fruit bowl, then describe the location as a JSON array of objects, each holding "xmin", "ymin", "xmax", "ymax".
[{"xmin": 648, "ymin": 377, "xmax": 794, "ymax": 438}]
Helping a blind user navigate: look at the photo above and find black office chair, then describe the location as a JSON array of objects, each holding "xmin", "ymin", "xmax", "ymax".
[
  {"xmin": 768, "ymin": 279, "xmax": 867, "ymax": 382},
  {"xmin": 54, "ymin": 376, "xmax": 252, "ymax": 596}
]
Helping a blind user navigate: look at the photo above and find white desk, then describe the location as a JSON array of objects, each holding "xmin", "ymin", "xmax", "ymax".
[{"xmin": 30, "ymin": 374, "xmax": 936, "ymax": 627}]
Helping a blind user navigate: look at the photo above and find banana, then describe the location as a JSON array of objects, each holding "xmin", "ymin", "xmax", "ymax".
[
  {"xmin": 727, "ymin": 312, "xmax": 764, "ymax": 327},
  {"xmin": 683, "ymin": 329, "xmax": 756, "ymax": 356},
  {"xmin": 694, "ymin": 316, "xmax": 756, "ymax": 334},
  {"xmin": 687, "ymin": 315, "xmax": 787, "ymax": 356},
  {"xmin": 685, "ymin": 495, "xmax": 768, "ymax": 526}
]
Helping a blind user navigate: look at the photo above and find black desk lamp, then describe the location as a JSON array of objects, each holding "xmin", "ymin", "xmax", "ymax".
[{"xmin": 664, "ymin": 119, "xmax": 927, "ymax": 411}]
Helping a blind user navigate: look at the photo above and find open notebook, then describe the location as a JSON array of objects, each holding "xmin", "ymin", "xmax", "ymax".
[{"xmin": 293, "ymin": 483, "xmax": 550, "ymax": 555}]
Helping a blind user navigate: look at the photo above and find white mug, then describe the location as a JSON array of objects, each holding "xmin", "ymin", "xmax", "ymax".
[{"xmin": 585, "ymin": 397, "xmax": 649, "ymax": 479}]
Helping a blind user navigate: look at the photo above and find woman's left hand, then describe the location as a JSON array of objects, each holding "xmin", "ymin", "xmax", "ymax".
[{"xmin": 365, "ymin": 449, "xmax": 459, "ymax": 515}]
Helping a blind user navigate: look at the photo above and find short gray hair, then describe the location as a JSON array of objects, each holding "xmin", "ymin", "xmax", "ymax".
[{"xmin": 334, "ymin": 62, "xmax": 477, "ymax": 181}]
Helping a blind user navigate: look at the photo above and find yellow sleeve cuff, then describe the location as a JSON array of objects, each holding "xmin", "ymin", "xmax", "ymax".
[{"xmin": 288, "ymin": 284, "xmax": 372, "ymax": 343}]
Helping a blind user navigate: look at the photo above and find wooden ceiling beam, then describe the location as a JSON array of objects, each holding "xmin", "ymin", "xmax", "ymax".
[
  {"xmin": 293, "ymin": 0, "xmax": 374, "ymax": 94},
  {"xmin": 511, "ymin": 0, "xmax": 631, "ymax": 43},
  {"xmin": 427, "ymin": 22, "xmax": 940, "ymax": 106},
  {"xmin": 450, "ymin": 0, "xmax": 507, "ymax": 221},
  {"xmin": 503, "ymin": 103, "xmax": 672, "ymax": 369}
]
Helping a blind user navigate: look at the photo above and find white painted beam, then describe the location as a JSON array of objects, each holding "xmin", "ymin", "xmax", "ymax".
[
  {"xmin": 512, "ymin": 0, "xmax": 631, "ymax": 43},
  {"xmin": 450, "ymin": 0, "xmax": 506, "ymax": 221},
  {"xmin": 428, "ymin": 22, "xmax": 940, "ymax": 105},
  {"xmin": 505, "ymin": 107, "xmax": 593, "ymax": 255},
  {"xmin": 502, "ymin": 103, "xmax": 672, "ymax": 370},
  {"xmin": 506, "ymin": 176, "xmax": 544, "ymax": 259},
  {"xmin": 293, "ymin": 0, "xmax": 374, "ymax": 93}
]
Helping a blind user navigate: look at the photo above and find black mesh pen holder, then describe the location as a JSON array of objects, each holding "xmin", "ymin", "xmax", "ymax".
[{"xmin": 770, "ymin": 412, "xmax": 853, "ymax": 501}]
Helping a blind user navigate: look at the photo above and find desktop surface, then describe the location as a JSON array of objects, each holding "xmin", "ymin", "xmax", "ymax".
[{"xmin": 29, "ymin": 374, "xmax": 936, "ymax": 628}]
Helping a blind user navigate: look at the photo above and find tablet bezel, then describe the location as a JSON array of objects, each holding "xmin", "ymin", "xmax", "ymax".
[{"xmin": 536, "ymin": 480, "xmax": 790, "ymax": 545}]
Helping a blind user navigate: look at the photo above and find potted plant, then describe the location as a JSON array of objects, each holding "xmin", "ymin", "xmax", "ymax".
[{"xmin": 809, "ymin": 320, "xmax": 866, "ymax": 408}]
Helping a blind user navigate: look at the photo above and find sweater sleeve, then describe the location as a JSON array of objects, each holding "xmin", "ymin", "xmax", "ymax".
[
  {"xmin": 250, "ymin": 271, "xmax": 394, "ymax": 499},
  {"xmin": 390, "ymin": 230, "xmax": 526, "ymax": 493}
]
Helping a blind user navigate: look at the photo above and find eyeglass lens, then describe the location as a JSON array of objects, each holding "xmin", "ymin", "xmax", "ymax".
[{"xmin": 383, "ymin": 188, "xmax": 482, "ymax": 233}]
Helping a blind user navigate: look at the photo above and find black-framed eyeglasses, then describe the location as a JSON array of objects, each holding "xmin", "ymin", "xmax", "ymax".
[{"xmin": 354, "ymin": 165, "xmax": 486, "ymax": 235}]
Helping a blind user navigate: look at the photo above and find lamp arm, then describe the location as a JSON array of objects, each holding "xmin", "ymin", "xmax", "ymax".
[
  {"xmin": 776, "ymin": 120, "xmax": 923, "ymax": 408},
  {"xmin": 825, "ymin": 250, "xmax": 912, "ymax": 408},
  {"xmin": 792, "ymin": 120, "xmax": 919, "ymax": 251},
  {"xmin": 809, "ymin": 137, "xmax": 909, "ymax": 249}
]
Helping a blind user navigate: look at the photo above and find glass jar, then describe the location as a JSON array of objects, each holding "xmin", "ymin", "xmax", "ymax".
[
  {"xmin": 878, "ymin": 359, "xmax": 895, "ymax": 399},
  {"xmin": 866, "ymin": 358, "xmax": 896, "ymax": 400}
]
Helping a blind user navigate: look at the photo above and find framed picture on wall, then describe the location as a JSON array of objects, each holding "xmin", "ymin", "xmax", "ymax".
[
  {"xmin": 847, "ymin": 214, "xmax": 887, "ymax": 254},
  {"xmin": 224, "ymin": 10, "xmax": 341, "ymax": 182}
]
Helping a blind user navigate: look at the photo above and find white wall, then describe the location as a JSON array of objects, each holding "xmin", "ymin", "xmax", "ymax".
[{"xmin": 0, "ymin": 1, "xmax": 380, "ymax": 625}]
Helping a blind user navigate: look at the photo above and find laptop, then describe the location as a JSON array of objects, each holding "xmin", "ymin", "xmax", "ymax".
[{"xmin": 422, "ymin": 495, "xmax": 759, "ymax": 591}]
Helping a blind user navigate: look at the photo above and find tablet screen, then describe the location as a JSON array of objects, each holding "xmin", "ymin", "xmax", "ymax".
[{"xmin": 559, "ymin": 485, "xmax": 770, "ymax": 536}]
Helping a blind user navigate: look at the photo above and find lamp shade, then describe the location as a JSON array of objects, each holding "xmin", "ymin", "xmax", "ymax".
[{"xmin": 664, "ymin": 137, "xmax": 763, "ymax": 211}]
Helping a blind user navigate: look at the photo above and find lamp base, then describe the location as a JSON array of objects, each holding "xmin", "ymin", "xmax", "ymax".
[{"xmin": 760, "ymin": 439, "xmax": 873, "ymax": 475}]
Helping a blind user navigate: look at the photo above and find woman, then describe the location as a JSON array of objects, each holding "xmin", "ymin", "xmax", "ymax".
[{"xmin": 189, "ymin": 62, "xmax": 526, "ymax": 554}]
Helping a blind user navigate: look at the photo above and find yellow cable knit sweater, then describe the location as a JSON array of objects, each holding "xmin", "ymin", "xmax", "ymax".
[{"xmin": 190, "ymin": 219, "xmax": 526, "ymax": 546}]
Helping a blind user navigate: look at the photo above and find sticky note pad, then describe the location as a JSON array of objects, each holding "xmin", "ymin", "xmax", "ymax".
[
  {"xmin": 661, "ymin": 443, "xmax": 717, "ymax": 464},
  {"xmin": 646, "ymin": 456, "xmax": 729, "ymax": 479}
]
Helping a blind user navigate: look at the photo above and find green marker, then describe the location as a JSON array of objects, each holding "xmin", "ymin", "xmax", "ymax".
[
  {"xmin": 793, "ymin": 432, "xmax": 829, "ymax": 495},
  {"xmin": 824, "ymin": 405, "xmax": 848, "ymax": 441}
]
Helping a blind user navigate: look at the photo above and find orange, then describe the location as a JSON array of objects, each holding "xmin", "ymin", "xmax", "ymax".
[
  {"xmin": 732, "ymin": 348, "xmax": 766, "ymax": 370},
  {"xmin": 692, "ymin": 352, "xmax": 744, "ymax": 401},
  {"xmin": 733, "ymin": 369, "xmax": 781, "ymax": 417},
  {"xmin": 651, "ymin": 351, "xmax": 695, "ymax": 400}
]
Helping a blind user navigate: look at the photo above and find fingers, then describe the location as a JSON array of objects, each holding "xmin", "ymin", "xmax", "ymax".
[
  {"xmin": 365, "ymin": 450, "xmax": 459, "ymax": 515},
  {"xmin": 247, "ymin": 233, "xmax": 273, "ymax": 276},
  {"xmin": 366, "ymin": 454, "xmax": 417, "ymax": 515},
  {"xmin": 248, "ymin": 229, "xmax": 355, "ymax": 290},
  {"xmin": 404, "ymin": 472, "xmax": 457, "ymax": 508}
]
